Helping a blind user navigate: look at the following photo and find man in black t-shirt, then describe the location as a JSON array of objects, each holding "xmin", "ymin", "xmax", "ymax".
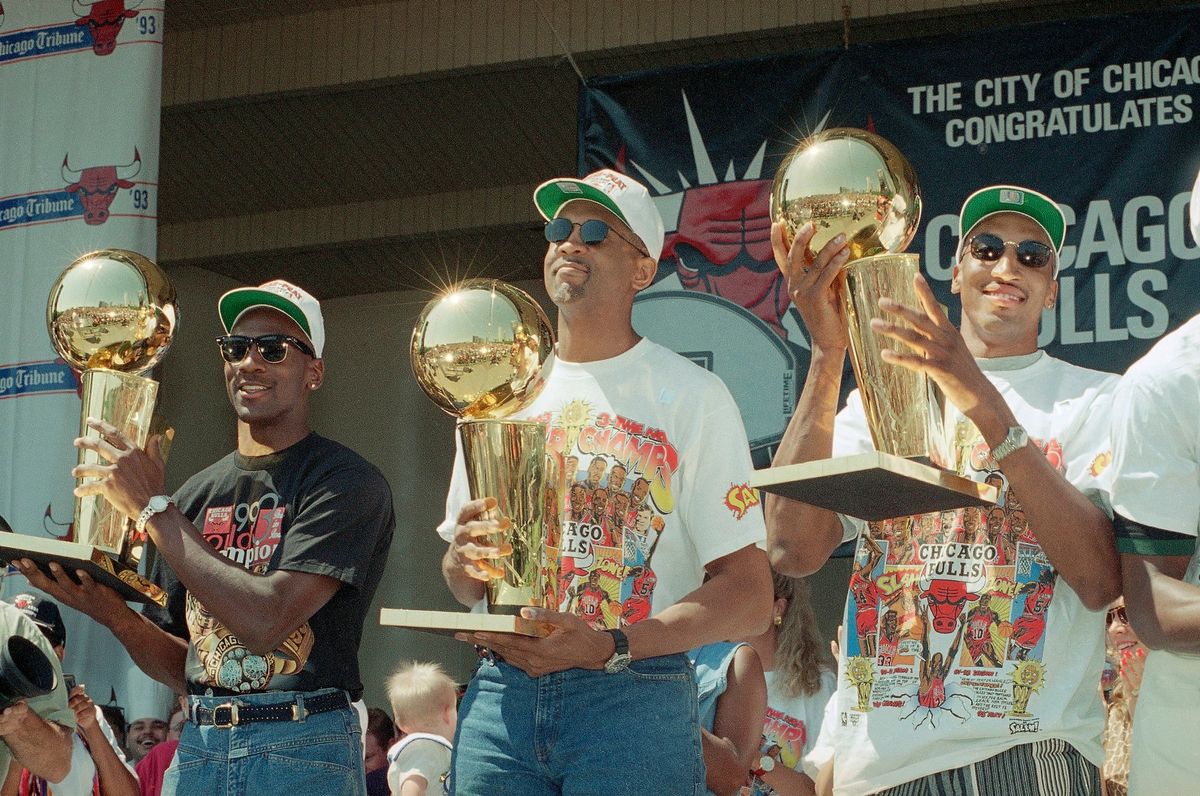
[{"xmin": 17, "ymin": 280, "xmax": 395, "ymax": 796}]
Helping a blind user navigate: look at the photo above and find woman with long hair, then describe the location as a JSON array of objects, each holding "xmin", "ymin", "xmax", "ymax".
[{"xmin": 740, "ymin": 572, "xmax": 836, "ymax": 796}]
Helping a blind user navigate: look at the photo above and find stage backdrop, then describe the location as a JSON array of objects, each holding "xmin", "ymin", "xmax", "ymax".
[
  {"xmin": 0, "ymin": 1, "xmax": 170, "ymax": 720},
  {"xmin": 583, "ymin": 6, "xmax": 1200, "ymax": 465}
]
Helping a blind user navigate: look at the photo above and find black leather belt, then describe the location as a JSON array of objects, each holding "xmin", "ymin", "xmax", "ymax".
[{"xmin": 191, "ymin": 690, "xmax": 350, "ymax": 728}]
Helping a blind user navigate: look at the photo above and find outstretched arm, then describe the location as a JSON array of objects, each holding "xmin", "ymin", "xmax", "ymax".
[
  {"xmin": 764, "ymin": 221, "xmax": 853, "ymax": 576},
  {"xmin": 15, "ymin": 561, "xmax": 188, "ymax": 692},
  {"xmin": 71, "ymin": 689, "xmax": 139, "ymax": 796}
]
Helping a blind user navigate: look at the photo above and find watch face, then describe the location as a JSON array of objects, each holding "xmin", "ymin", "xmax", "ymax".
[
  {"xmin": 150, "ymin": 495, "xmax": 170, "ymax": 511},
  {"xmin": 605, "ymin": 653, "xmax": 632, "ymax": 674}
]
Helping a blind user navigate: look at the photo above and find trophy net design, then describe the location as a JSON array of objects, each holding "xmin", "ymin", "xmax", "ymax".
[{"xmin": 411, "ymin": 280, "xmax": 558, "ymax": 616}]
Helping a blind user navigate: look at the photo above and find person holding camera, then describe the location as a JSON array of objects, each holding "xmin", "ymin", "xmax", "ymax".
[
  {"xmin": 9, "ymin": 594, "xmax": 138, "ymax": 796},
  {"xmin": 0, "ymin": 599, "xmax": 74, "ymax": 789}
]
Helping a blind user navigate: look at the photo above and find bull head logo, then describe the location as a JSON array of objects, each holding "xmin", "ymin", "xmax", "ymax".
[
  {"xmin": 625, "ymin": 92, "xmax": 832, "ymax": 341},
  {"xmin": 73, "ymin": 0, "xmax": 142, "ymax": 56},
  {"xmin": 62, "ymin": 148, "xmax": 142, "ymax": 225}
]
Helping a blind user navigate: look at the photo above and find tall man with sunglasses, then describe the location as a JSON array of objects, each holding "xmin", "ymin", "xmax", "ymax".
[
  {"xmin": 766, "ymin": 185, "xmax": 1120, "ymax": 795},
  {"xmin": 17, "ymin": 280, "xmax": 395, "ymax": 796},
  {"xmin": 439, "ymin": 169, "xmax": 772, "ymax": 795}
]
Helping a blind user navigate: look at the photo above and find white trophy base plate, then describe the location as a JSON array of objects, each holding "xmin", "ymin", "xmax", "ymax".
[{"xmin": 380, "ymin": 608, "xmax": 550, "ymax": 638}]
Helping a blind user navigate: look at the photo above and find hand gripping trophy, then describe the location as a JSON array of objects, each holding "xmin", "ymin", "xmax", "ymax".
[
  {"xmin": 750, "ymin": 128, "xmax": 996, "ymax": 520},
  {"xmin": 0, "ymin": 249, "xmax": 175, "ymax": 605},
  {"xmin": 381, "ymin": 279, "xmax": 560, "ymax": 636}
]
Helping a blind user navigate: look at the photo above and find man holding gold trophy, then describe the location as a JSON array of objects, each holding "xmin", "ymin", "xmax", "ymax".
[
  {"xmin": 19, "ymin": 280, "xmax": 395, "ymax": 796},
  {"xmin": 765, "ymin": 132, "xmax": 1121, "ymax": 794},
  {"xmin": 438, "ymin": 169, "xmax": 773, "ymax": 795}
]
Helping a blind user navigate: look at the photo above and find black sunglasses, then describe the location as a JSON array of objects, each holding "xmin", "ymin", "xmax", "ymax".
[
  {"xmin": 966, "ymin": 232, "xmax": 1055, "ymax": 269},
  {"xmin": 216, "ymin": 334, "xmax": 315, "ymax": 364},
  {"xmin": 1105, "ymin": 605, "xmax": 1128, "ymax": 627},
  {"xmin": 544, "ymin": 218, "xmax": 649, "ymax": 258}
]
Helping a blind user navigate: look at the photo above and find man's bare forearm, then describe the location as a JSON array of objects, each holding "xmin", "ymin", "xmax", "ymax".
[
  {"xmin": 3, "ymin": 715, "xmax": 71, "ymax": 784},
  {"xmin": 625, "ymin": 545, "xmax": 772, "ymax": 660},
  {"xmin": 1122, "ymin": 554, "xmax": 1200, "ymax": 652},
  {"xmin": 145, "ymin": 508, "xmax": 339, "ymax": 653},
  {"xmin": 107, "ymin": 608, "xmax": 188, "ymax": 693},
  {"xmin": 766, "ymin": 346, "xmax": 847, "ymax": 576}
]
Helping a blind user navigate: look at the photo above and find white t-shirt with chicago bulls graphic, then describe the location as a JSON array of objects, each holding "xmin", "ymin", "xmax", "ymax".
[
  {"xmin": 828, "ymin": 351, "xmax": 1117, "ymax": 795},
  {"xmin": 438, "ymin": 338, "xmax": 766, "ymax": 628}
]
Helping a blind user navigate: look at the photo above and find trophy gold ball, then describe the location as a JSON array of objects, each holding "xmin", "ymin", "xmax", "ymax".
[
  {"xmin": 410, "ymin": 279, "xmax": 554, "ymax": 419},
  {"xmin": 46, "ymin": 249, "xmax": 178, "ymax": 375},
  {"xmin": 770, "ymin": 127, "xmax": 921, "ymax": 261},
  {"xmin": 4, "ymin": 249, "xmax": 179, "ymax": 606}
]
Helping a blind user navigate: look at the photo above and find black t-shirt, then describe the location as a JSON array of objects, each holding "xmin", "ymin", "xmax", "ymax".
[{"xmin": 144, "ymin": 432, "xmax": 394, "ymax": 700}]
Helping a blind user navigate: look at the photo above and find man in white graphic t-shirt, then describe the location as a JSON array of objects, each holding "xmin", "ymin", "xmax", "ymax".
[
  {"xmin": 438, "ymin": 169, "xmax": 772, "ymax": 795},
  {"xmin": 765, "ymin": 185, "xmax": 1121, "ymax": 794}
]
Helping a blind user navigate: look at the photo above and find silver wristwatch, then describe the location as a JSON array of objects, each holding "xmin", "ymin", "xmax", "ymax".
[
  {"xmin": 990, "ymin": 425, "xmax": 1029, "ymax": 463},
  {"xmin": 135, "ymin": 495, "xmax": 174, "ymax": 533}
]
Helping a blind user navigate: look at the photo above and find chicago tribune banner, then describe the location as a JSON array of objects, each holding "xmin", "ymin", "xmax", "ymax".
[
  {"xmin": 583, "ymin": 7, "xmax": 1200, "ymax": 464},
  {"xmin": 0, "ymin": 1, "xmax": 169, "ymax": 718}
]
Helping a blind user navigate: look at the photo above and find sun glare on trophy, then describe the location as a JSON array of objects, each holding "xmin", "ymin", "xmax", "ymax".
[
  {"xmin": 770, "ymin": 127, "xmax": 921, "ymax": 261},
  {"xmin": 410, "ymin": 279, "xmax": 555, "ymax": 420},
  {"xmin": 46, "ymin": 249, "xmax": 179, "ymax": 374}
]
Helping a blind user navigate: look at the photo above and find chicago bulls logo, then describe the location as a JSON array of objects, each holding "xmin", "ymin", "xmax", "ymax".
[
  {"xmin": 919, "ymin": 578, "xmax": 979, "ymax": 634},
  {"xmin": 73, "ymin": 0, "xmax": 141, "ymax": 56},
  {"xmin": 620, "ymin": 93, "xmax": 834, "ymax": 341},
  {"xmin": 62, "ymin": 148, "xmax": 141, "ymax": 225}
]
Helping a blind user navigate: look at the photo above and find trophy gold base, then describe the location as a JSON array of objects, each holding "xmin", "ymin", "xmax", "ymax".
[
  {"xmin": 380, "ymin": 608, "xmax": 550, "ymax": 638},
  {"xmin": 0, "ymin": 534, "xmax": 167, "ymax": 607},
  {"xmin": 750, "ymin": 451, "xmax": 998, "ymax": 521}
]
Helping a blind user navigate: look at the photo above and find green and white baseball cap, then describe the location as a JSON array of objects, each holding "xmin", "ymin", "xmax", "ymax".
[
  {"xmin": 534, "ymin": 169, "xmax": 665, "ymax": 261},
  {"xmin": 218, "ymin": 280, "xmax": 324, "ymax": 357},
  {"xmin": 958, "ymin": 185, "xmax": 1067, "ymax": 274}
]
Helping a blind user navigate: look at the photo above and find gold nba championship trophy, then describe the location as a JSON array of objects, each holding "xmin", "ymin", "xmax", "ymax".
[
  {"xmin": 0, "ymin": 250, "xmax": 175, "ymax": 605},
  {"xmin": 380, "ymin": 279, "xmax": 559, "ymax": 637},
  {"xmin": 749, "ymin": 128, "xmax": 997, "ymax": 520}
]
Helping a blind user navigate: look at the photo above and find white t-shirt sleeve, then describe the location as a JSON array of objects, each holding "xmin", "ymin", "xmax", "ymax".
[
  {"xmin": 59, "ymin": 735, "xmax": 98, "ymax": 795},
  {"xmin": 680, "ymin": 380, "xmax": 768, "ymax": 566},
  {"xmin": 94, "ymin": 705, "xmax": 137, "ymax": 776},
  {"xmin": 1055, "ymin": 375, "xmax": 1118, "ymax": 519},
  {"xmin": 832, "ymin": 391, "xmax": 873, "ymax": 543},
  {"xmin": 436, "ymin": 433, "xmax": 470, "ymax": 543},
  {"xmin": 1111, "ymin": 359, "xmax": 1200, "ymax": 538},
  {"xmin": 803, "ymin": 679, "xmax": 840, "ymax": 779}
]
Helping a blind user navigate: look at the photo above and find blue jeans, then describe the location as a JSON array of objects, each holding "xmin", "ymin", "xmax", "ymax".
[
  {"xmin": 450, "ymin": 655, "xmax": 704, "ymax": 796},
  {"xmin": 163, "ymin": 689, "xmax": 366, "ymax": 796}
]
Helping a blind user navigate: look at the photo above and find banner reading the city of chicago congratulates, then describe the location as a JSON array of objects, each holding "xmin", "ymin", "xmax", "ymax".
[
  {"xmin": 583, "ymin": 7, "xmax": 1200, "ymax": 463},
  {"xmin": 0, "ymin": 0, "xmax": 168, "ymax": 718}
]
